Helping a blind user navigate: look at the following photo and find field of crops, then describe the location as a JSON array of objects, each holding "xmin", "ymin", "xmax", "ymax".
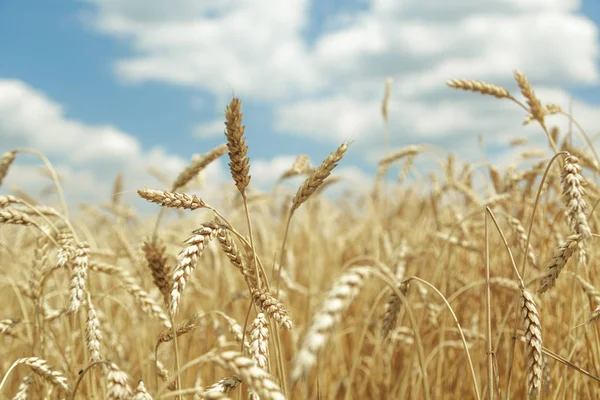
[{"xmin": 1, "ymin": 71, "xmax": 599, "ymax": 399}]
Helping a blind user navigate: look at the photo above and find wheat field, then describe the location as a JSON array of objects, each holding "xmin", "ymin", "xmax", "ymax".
[{"xmin": 1, "ymin": 71, "xmax": 600, "ymax": 399}]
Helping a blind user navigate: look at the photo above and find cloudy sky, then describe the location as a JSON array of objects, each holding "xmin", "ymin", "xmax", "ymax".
[{"xmin": 1, "ymin": 0, "xmax": 599, "ymax": 208}]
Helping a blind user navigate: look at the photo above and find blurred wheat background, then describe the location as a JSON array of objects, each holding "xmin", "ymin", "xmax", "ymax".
[{"xmin": 2, "ymin": 1, "xmax": 600, "ymax": 399}]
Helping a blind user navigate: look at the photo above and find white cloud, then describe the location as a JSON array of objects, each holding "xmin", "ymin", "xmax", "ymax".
[
  {"xmin": 88, "ymin": 0, "xmax": 316, "ymax": 100},
  {"xmin": 0, "ymin": 79, "xmax": 196, "ymax": 208},
  {"xmin": 83, "ymin": 0, "xmax": 600, "ymax": 164},
  {"xmin": 275, "ymin": 96, "xmax": 382, "ymax": 143},
  {"xmin": 0, "ymin": 79, "xmax": 344, "ymax": 210}
]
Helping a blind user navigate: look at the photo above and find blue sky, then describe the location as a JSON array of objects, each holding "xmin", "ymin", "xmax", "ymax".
[{"xmin": 1, "ymin": 0, "xmax": 600, "ymax": 206}]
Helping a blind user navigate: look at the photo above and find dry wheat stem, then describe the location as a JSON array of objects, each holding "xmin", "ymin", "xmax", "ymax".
[{"xmin": 112, "ymin": 173, "xmax": 124, "ymax": 206}]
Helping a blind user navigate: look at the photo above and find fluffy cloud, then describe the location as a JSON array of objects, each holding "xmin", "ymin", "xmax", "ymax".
[
  {"xmin": 84, "ymin": 0, "xmax": 599, "ymax": 163},
  {"xmin": 88, "ymin": 0, "xmax": 316, "ymax": 100},
  {"xmin": 0, "ymin": 80, "xmax": 349, "ymax": 210},
  {"xmin": 0, "ymin": 79, "xmax": 203, "ymax": 208}
]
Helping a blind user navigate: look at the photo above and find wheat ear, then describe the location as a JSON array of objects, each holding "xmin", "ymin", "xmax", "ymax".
[
  {"xmin": 172, "ymin": 143, "xmax": 228, "ymax": 191},
  {"xmin": 143, "ymin": 237, "xmax": 171, "ymax": 305},
  {"xmin": 67, "ymin": 242, "xmax": 90, "ymax": 314},
  {"xmin": 208, "ymin": 351, "xmax": 285, "ymax": 400},
  {"xmin": 446, "ymin": 79, "xmax": 510, "ymax": 98},
  {"xmin": 170, "ymin": 222, "xmax": 220, "ymax": 315},
  {"xmin": 538, "ymin": 234, "xmax": 582, "ymax": 293},
  {"xmin": 106, "ymin": 363, "xmax": 133, "ymax": 400},
  {"xmin": 292, "ymin": 141, "xmax": 350, "ymax": 212},
  {"xmin": 291, "ymin": 266, "xmax": 371, "ymax": 383},
  {"xmin": 132, "ymin": 380, "xmax": 153, "ymax": 400},
  {"xmin": 561, "ymin": 155, "xmax": 591, "ymax": 239},
  {"xmin": 521, "ymin": 290, "xmax": 543, "ymax": 399},
  {"xmin": 0, "ymin": 150, "xmax": 16, "ymax": 187},
  {"xmin": 224, "ymin": 98, "xmax": 251, "ymax": 196}
]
